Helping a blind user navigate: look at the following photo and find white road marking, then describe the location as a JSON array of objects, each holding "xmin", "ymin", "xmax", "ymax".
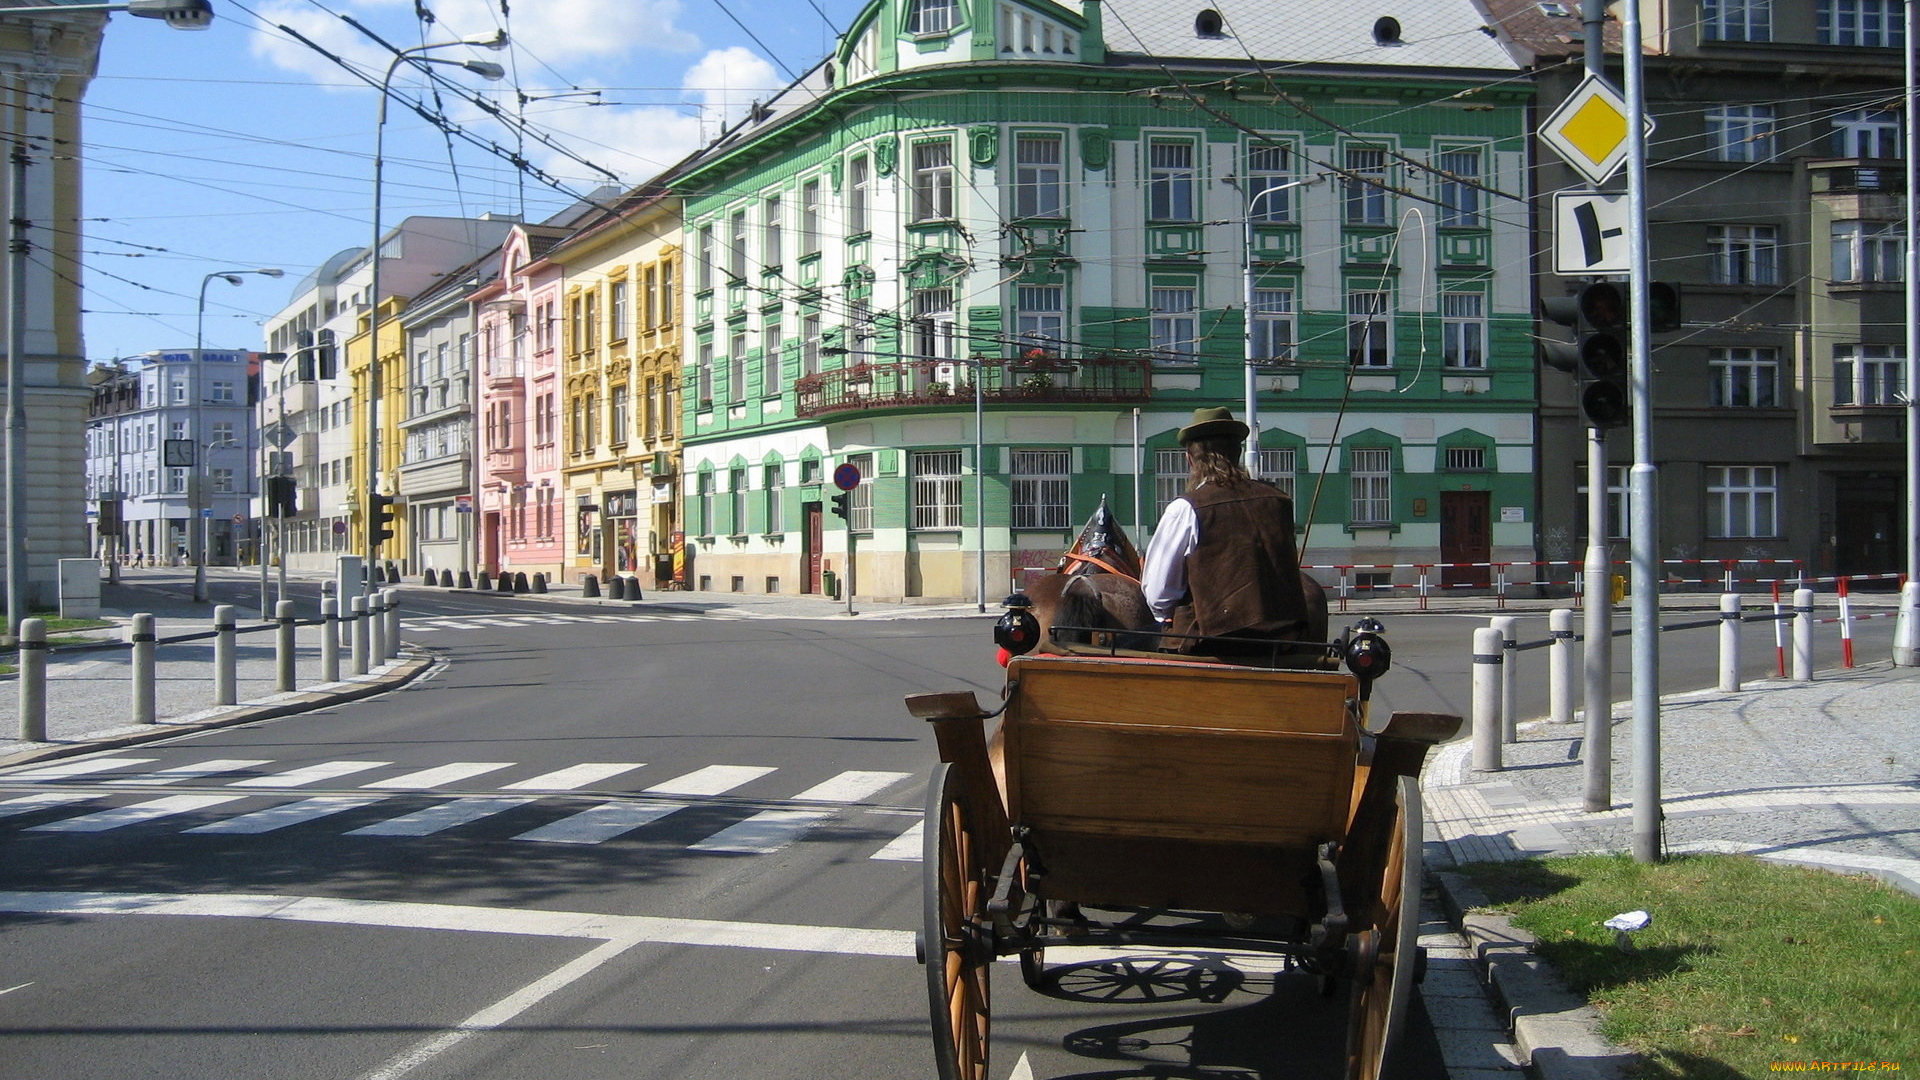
[
  {"xmin": 499, "ymin": 763, "xmax": 645, "ymax": 791},
  {"xmin": 510, "ymin": 800, "xmax": 687, "ymax": 845},
  {"xmin": 789, "ymin": 769, "xmax": 912, "ymax": 803},
  {"xmin": 641, "ymin": 765, "xmax": 774, "ymax": 797},
  {"xmin": 228, "ymin": 761, "xmax": 391, "ymax": 788},
  {"xmin": 360, "ymin": 763, "xmax": 514, "ymax": 790},
  {"xmin": 3, "ymin": 757, "xmax": 156, "ymax": 782},
  {"xmin": 345, "ymin": 797, "xmax": 535, "ymax": 837},
  {"xmin": 185, "ymin": 796, "xmax": 390, "ymax": 835},
  {"xmin": 0, "ymin": 793, "xmax": 98, "ymax": 819},
  {"xmin": 1008, "ymin": 1052, "xmax": 1036, "ymax": 1080},
  {"xmin": 689, "ymin": 809, "xmax": 834, "ymax": 854},
  {"xmin": 870, "ymin": 820, "xmax": 924, "ymax": 862},
  {"xmin": 104, "ymin": 759, "xmax": 273, "ymax": 786},
  {"xmin": 25, "ymin": 794, "xmax": 247, "ymax": 833}
]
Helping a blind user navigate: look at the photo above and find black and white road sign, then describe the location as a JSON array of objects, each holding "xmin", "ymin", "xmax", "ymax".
[{"xmin": 1554, "ymin": 192, "xmax": 1630, "ymax": 274}]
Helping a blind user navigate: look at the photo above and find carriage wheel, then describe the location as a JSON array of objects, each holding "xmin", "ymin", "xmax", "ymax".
[
  {"xmin": 1345, "ymin": 775, "xmax": 1423, "ymax": 1080},
  {"xmin": 924, "ymin": 762, "xmax": 991, "ymax": 1080}
]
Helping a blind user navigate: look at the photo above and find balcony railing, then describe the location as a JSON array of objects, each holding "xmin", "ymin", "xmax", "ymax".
[{"xmin": 795, "ymin": 356, "xmax": 1152, "ymax": 419}]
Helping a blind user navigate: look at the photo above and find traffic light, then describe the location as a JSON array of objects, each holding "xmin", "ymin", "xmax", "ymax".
[
  {"xmin": 829, "ymin": 491, "xmax": 851, "ymax": 521},
  {"xmin": 266, "ymin": 476, "xmax": 297, "ymax": 517},
  {"xmin": 316, "ymin": 329, "xmax": 337, "ymax": 380},
  {"xmin": 1540, "ymin": 283, "xmax": 1630, "ymax": 428},
  {"xmin": 370, "ymin": 491, "xmax": 396, "ymax": 544}
]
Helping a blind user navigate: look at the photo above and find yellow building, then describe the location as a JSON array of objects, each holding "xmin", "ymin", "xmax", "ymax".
[
  {"xmin": 346, "ymin": 296, "xmax": 409, "ymax": 573},
  {"xmin": 551, "ymin": 189, "xmax": 683, "ymax": 587}
]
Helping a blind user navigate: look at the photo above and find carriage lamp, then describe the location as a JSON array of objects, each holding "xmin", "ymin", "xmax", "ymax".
[
  {"xmin": 1343, "ymin": 619, "xmax": 1392, "ymax": 682},
  {"xmin": 994, "ymin": 594, "xmax": 1040, "ymax": 665}
]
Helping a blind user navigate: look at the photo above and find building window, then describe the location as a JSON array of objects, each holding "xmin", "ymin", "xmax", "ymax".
[
  {"xmin": 801, "ymin": 314, "xmax": 822, "ymax": 376},
  {"xmin": 611, "ymin": 385, "xmax": 629, "ymax": 445},
  {"xmin": 697, "ymin": 225, "xmax": 715, "ymax": 290},
  {"xmin": 1255, "ymin": 447, "xmax": 1297, "ymax": 499},
  {"xmin": 1818, "ymin": 0, "xmax": 1905, "ymax": 46},
  {"xmin": 848, "ymin": 155, "xmax": 870, "ymax": 234},
  {"xmin": 1250, "ymin": 288, "xmax": 1294, "ymax": 364},
  {"xmin": 763, "ymin": 462, "xmax": 784, "ymax": 532},
  {"xmin": 1150, "ymin": 286, "xmax": 1198, "ymax": 361},
  {"xmin": 660, "ymin": 260, "xmax": 675, "ymax": 324},
  {"xmin": 1013, "ymin": 134, "xmax": 1064, "ymax": 219},
  {"xmin": 1709, "ymin": 347, "xmax": 1780, "ymax": 407},
  {"xmin": 1578, "ymin": 464, "xmax": 1629, "ymax": 539},
  {"xmin": 912, "ymin": 288, "xmax": 956, "ymax": 361},
  {"xmin": 728, "ymin": 209, "xmax": 748, "ymax": 280},
  {"xmin": 212, "ymin": 468, "xmax": 235, "ymax": 494},
  {"xmin": 610, "ymin": 281, "xmax": 628, "ymax": 340},
  {"xmin": 1443, "ymin": 446, "xmax": 1486, "ymax": 472},
  {"xmin": 1832, "ymin": 108, "xmax": 1902, "ymax": 159},
  {"xmin": 1015, "ymin": 285, "xmax": 1063, "ymax": 352},
  {"xmin": 1441, "ymin": 291, "xmax": 1485, "ymax": 369},
  {"xmin": 1702, "ymin": 0, "xmax": 1770, "ymax": 40},
  {"xmin": 1154, "ymin": 448, "xmax": 1188, "ymax": 521},
  {"xmin": 1349, "ymin": 447, "xmax": 1392, "ymax": 525},
  {"xmin": 696, "ymin": 472, "xmax": 714, "ymax": 536},
  {"xmin": 912, "ymin": 141, "xmax": 954, "ymax": 222},
  {"xmin": 848, "ymin": 298, "xmax": 871, "ymax": 365},
  {"xmin": 1707, "ymin": 105, "xmax": 1776, "ymax": 163},
  {"xmin": 171, "ymin": 380, "xmax": 188, "ymax": 404},
  {"xmin": 1707, "ymin": 465, "xmax": 1778, "ymax": 538},
  {"xmin": 1832, "ymin": 222, "xmax": 1905, "ymax": 283},
  {"xmin": 1246, "ymin": 142, "xmax": 1294, "ymax": 223},
  {"xmin": 848, "ymin": 452, "xmax": 874, "ymax": 531},
  {"xmin": 762, "ymin": 322, "xmax": 784, "ymax": 396},
  {"xmin": 168, "ymin": 467, "xmax": 187, "ymax": 493},
  {"xmin": 729, "ymin": 466, "xmax": 748, "ymax": 535},
  {"xmin": 906, "ymin": 0, "xmax": 956, "ymax": 35},
  {"xmin": 697, "ymin": 341, "xmax": 714, "ymax": 405},
  {"xmin": 761, "ymin": 194, "xmax": 782, "ymax": 270},
  {"xmin": 1343, "ymin": 145, "xmax": 1390, "ymax": 225},
  {"xmin": 1436, "ymin": 148, "xmax": 1482, "ymax": 228},
  {"xmin": 729, "ymin": 328, "xmax": 747, "ymax": 402},
  {"xmin": 800, "ymin": 180, "xmax": 821, "ymax": 256},
  {"xmin": 1707, "ymin": 224, "xmax": 1780, "ymax": 285},
  {"xmin": 211, "ymin": 421, "xmax": 235, "ymax": 445},
  {"xmin": 1347, "ymin": 290, "xmax": 1391, "ymax": 367},
  {"xmin": 1833, "ymin": 344, "xmax": 1906, "ymax": 406},
  {"xmin": 1147, "ymin": 138, "xmax": 1196, "ymax": 221},
  {"xmin": 912, "ymin": 450, "xmax": 964, "ymax": 529},
  {"xmin": 211, "ymin": 381, "xmax": 235, "ymax": 402},
  {"xmin": 1011, "ymin": 449, "xmax": 1070, "ymax": 529}
]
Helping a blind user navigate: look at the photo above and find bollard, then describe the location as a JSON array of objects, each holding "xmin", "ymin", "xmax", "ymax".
[
  {"xmin": 1548, "ymin": 607, "xmax": 1575, "ymax": 725},
  {"xmin": 131, "ymin": 612, "xmax": 156, "ymax": 724},
  {"xmin": 514, "ymin": 572, "xmax": 529, "ymax": 593},
  {"xmin": 422, "ymin": 570, "xmax": 438, "ymax": 586},
  {"xmin": 476, "ymin": 571, "xmax": 492, "ymax": 591},
  {"xmin": 581, "ymin": 574, "xmax": 600, "ymax": 598},
  {"xmin": 440, "ymin": 569, "xmax": 454, "ymax": 588},
  {"xmin": 385, "ymin": 561, "xmax": 399, "ymax": 584},
  {"xmin": 275, "ymin": 600, "xmax": 297, "ymax": 693},
  {"xmin": 1791, "ymin": 587, "xmax": 1814, "ymax": 682},
  {"xmin": 458, "ymin": 570, "xmax": 472, "ymax": 589},
  {"xmin": 368, "ymin": 589, "xmax": 387, "ymax": 665},
  {"xmin": 1718, "ymin": 592, "xmax": 1742, "ymax": 693},
  {"xmin": 1471, "ymin": 627, "xmax": 1503, "ymax": 771},
  {"xmin": 320, "ymin": 597, "xmax": 340, "ymax": 683},
  {"xmin": 626, "ymin": 577, "xmax": 643, "ymax": 601},
  {"xmin": 17, "ymin": 617, "xmax": 46, "ymax": 741},
  {"xmin": 532, "ymin": 572, "xmax": 548, "ymax": 594},
  {"xmin": 351, "ymin": 595, "xmax": 370, "ymax": 676},
  {"xmin": 1895, "ymin": 581, "xmax": 1920, "ymax": 667},
  {"xmin": 607, "ymin": 575, "xmax": 625, "ymax": 600},
  {"xmin": 1490, "ymin": 615, "xmax": 1518, "ymax": 743},
  {"xmin": 214, "ymin": 605, "xmax": 237, "ymax": 706},
  {"xmin": 383, "ymin": 588, "xmax": 400, "ymax": 660}
]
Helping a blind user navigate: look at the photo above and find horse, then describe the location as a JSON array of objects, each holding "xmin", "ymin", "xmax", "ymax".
[{"xmin": 1023, "ymin": 568, "xmax": 1332, "ymax": 662}]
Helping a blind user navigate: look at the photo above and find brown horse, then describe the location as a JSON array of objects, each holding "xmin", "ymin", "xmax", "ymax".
[{"xmin": 1023, "ymin": 568, "xmax": 1332, "ymax": 663}]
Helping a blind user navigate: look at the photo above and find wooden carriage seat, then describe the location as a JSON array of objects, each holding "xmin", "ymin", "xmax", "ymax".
[{"xmin": 1000, "ymin": 654, "xmax": 1362, "ymax": 915}]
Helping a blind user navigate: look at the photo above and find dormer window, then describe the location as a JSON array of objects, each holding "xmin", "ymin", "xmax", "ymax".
[
  {"xmin": 1195, "ymin": 9, "xmax": 1224, "ymax": 37},
  {"xmin": 907, "ymin": 0, "xmax": 957, "ymax": 35}
]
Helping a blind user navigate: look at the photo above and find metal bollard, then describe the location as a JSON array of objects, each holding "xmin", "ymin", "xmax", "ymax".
[
  {"xmin": 275, "ymin": 600, "xmax": 297, "ymax": 693},
  {"xmin": 368, "ymin": 590, "xmax": 387, "ymax": 665},
  {"xmin": 320, "ymin": 597, "xmax": 340, "ymax": 683},
  {"xmin": 17, "ymin": 617, "xmax": 46, "ymax": 741},
  {"xmin": 1895, "ymin": 581, "xmax": 1920, "ymax": 667},
  {"xmin": 1718, "ymin": 592, "xmax": 1742, "ymax": 693},
  {"xmin": 1490, "ymin": 615, "xmax": 1518, "ymax": 743},
  {"xmin": 351, "ymin": 595, "xmax": 369, "ymax": 676},
  {"xmin": 131, "ymin": 612, "xmax": 155, "ymax": 724},
  {"xmin": 1791, "ymin": 587, "xmax": 1814, "ymax": 682},
  {"xmin": 214, "ymin": 605, "xmax": 237, "ymax": 706},
  {"xmin": 383, "ymin": 588, "xmax": 400, "ymax": 661},
  {"xmin": 1548, "ymin": 608, "xmax": 1575, "ymax": 725},
  {"xmin": 1471, "ymin": 627, "xmax": 1503, "ymax": 771}
]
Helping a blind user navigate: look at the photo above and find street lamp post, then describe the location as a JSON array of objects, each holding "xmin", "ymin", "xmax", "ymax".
[
  {"xmin": 1230, "ymin": 173, "xmax": 1324, "ymax": 475},
  {"xmin": 364, "ymin": 35, "xmax": 505, "ymax": 591},
  {"xmin": 191, "ymin": 268, "xmax": 282, "ymax": 603},
  {"xmin": 2, "ymin": 0, "xmax": 211, "ymax": 640}
]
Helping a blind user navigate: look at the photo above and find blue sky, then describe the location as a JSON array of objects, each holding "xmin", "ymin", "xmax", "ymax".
[{"xmin": 78, "ymin": 0, "xmax": 867, "ymax": 363}]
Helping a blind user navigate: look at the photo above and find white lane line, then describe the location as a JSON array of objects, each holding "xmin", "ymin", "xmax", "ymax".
[
  {"xmin": 789, "ymin": 770, "xmax": 912, "ymax": 803},
  {"xmin": 104, "ymin": 759, "xmax": 274, "ymax": 786},
  {"xmin": 870, "ymin": 820, "xmax": 924, "ymax": 862},
  {"xmin": 641, "ymin": 765, "xmax": 774, "ymax": 797},
  {"xmin": 345, "ymin": 797, "xmax": 535, "ymax": 837},
  {"xmin": 510, "ymin": 801, "xmax": 687, "ymax": 845},
  {"xmin": 3, "ymin": 757, "xmax": 157, "ymax": 782},
  {"xmin": 228, "ymin": 761, "xmax": 391, "ymax": 788},
  {"xmin": 499, "ymin": 763, "xmax": 646, "ymax": 792},
  {"xmin": 0, "ymin": 793, "xmax": 99, "ymax": 819},
  {"xmin": 360, "ymin": 763, "xmax": 514, "ymax": 790},
  {"xmin": 25, "ymin": 794, "xmax": 248, "ymax": 833},
  {"xmin": 185, "ymin": 796, "xmax": 391, "ymax": 835},
  {"xmin": 689, "ymin": 809, "xmax": 833, "ymax": 855},
  {"xmin": 1008, "ymin": 1052, "xmax": 1036, "ymax": 1080}
]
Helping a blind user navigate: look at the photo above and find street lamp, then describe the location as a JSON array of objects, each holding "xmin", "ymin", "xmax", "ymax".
[
  {"xmin": 191, "ymin": 267, "xmax": 283, "ymax": 603},
  {"xmin": 2, "ymin": 0, "xmax": 214, "ymax": 640},
  {"xmin": 1227, "ymin": 172, "xmax": 1324, "ymax": 475},
  {"xmin": 365, "ymin": 34, "xmax": 506, "ymax": 587}
]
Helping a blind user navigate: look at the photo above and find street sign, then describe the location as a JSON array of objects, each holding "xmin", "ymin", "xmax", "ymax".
[
  {"xmin": 331, "ymin": 520, "xmax": 347, "ymax": 535},
  {"xmin": 1554, "ymin": 192, "xmax": 1630, "ymax": 274},
  {"xmin": 1539, "ymin": 74, "xmax": 1652, "ymax": 187},
  {"xmin": 200, "ymin": 507, "xmax": 213, "ymax": 518},
  {"xmin": 231, "ymin": 513, "xmax": 244, "ymax": 525},
  {"xmin": 455, "ymin": 495, "xmax": 473, "ymax": 513},
  {"xmin": 264, "ymin": 421, "xmax": 296, "ymax": 449},
  {"xmin": 833, "ymin": 463, "xmax": 861, "ymax": 491}
]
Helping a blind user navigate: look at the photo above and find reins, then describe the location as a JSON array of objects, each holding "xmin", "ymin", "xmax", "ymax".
[{"xmin": 1060, "ymin": 551, "xmax": 1140, "ymax": 584}]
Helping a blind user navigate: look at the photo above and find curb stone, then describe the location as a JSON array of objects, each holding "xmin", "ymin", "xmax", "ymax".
[{"xmin": 1433, "ymin": 870, "xmax": 1638, "ymax": 1080}]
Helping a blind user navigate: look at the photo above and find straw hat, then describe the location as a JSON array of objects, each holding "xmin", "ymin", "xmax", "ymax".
[{"xmin": 1177, "ymin": 406, "xmax": 1249, "ymax": 445}]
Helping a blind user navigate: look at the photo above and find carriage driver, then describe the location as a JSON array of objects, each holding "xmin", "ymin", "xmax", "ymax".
[{"xmin": 1140, "ymin": 407, "xmax": 1314, "ymax": 656}]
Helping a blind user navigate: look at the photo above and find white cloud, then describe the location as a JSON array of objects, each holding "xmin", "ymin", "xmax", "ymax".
[{"xmin": 681, "ymin": 46, "xmax": 782, "ymax": 128}]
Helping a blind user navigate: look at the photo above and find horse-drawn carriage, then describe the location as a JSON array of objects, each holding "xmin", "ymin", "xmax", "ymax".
[{"xmin": 907, "ymin": 508, "xmax": 1460, "ymax": 1080}]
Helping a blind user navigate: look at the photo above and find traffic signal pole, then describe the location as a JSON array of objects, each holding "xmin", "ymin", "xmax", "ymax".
[{"xmin": 1579, "ymin": 0, "xmax": 1614, "ymax": 813}]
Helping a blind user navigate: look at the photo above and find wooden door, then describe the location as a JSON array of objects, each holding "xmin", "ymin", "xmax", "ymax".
[
  {"xmin": 804, "ymin": 503, "xmax": 823, "ymax": 593},
  {"xmin": 1439, "ymin": 491, "xmax": 1491, "ymax": 588}
]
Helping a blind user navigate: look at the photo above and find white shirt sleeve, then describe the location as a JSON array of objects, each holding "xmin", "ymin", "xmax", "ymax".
[{"xmin": 1139, "ymin": 497, "xmax": 1198, "ymax": 621}]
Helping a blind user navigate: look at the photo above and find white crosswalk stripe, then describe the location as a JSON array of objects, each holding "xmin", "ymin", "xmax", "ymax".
[
  {"xmin": 4, "ymin": 757, "xmax": 157, "ymax": 782},
  {"xmin": 870, "ymin": 819, "xmax": 924, "ymax": 862},
  {"xmin": 228, "ymin": 761, "xmax": 391, "ymax": 788},
  {"xmin": 104, "ymin": 760, "xmax": 273, "ymax": 786},
  {"xmin": 26, "ymin": 794, "xmax": 248, "ymax": 833},
  {"xmin": 642, "ymin": 765, "xmax": 775, "ymax": 797},
  {"xmin": 499, "ymin": 763, "xmax": 646, "ymax": 791},
  {"xmin": 360, "ymin": 763, "xmax": 514, "ymax": 790},
  {"xmin": 185, "ymin": 795, "xmax": 390, "ymax": 835},
  {"xmin": 691, "ymin": 770, "xmax": 913, "ymax": 855},
  {"xmin": 511, "ymin": 800, "xmax": 687, "ymax": 845},
  {"xmin": 345, "ymin": 797, "xmax": 535, "ymax": 837},
  {"xmin": 1, "ymin": 792, "xmax": 99, "ymax": 819}
]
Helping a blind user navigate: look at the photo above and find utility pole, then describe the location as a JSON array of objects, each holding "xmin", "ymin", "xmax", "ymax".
[{"xmin": 1579, "ymin": 0, "xmax": 1614, "ymax": 813}]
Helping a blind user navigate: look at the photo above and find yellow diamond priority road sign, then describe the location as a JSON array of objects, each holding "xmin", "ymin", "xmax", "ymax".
[{"xmin": 1539, "ymin": 74, "xmax": 1652, "ymax": 187}]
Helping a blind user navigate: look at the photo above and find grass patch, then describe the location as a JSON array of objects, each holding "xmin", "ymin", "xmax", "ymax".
[
  {"xmin": 1455, "ymin": 853, "xmax": 1919, "ymax": 1079},
  {"xmin": 2, "ymin": 617, "xmax": 117, "ymax": 674}
]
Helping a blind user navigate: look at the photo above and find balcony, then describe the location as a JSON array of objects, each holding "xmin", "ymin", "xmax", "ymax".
[
  {"xmin": 483, "ymin": 445, "xmax": 526, "ymax": 484},
  {"xmin": 795, "ymin": 356, "xmax": 1152, "ymax": 419}
]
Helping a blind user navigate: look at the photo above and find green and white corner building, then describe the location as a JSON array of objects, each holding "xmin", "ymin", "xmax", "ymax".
[{"xmin": 671, "ymin": 0, "xmax": 1535, "ymax": 601}]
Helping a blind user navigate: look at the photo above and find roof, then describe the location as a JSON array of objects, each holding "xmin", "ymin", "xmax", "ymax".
[
  {"xmin": 1097, "ymin": 0, "xmax": 1520, "ymax": 73},
  {"xmin": 1476, "ymin": 0, "xmax": 1623, "ymax": 66}
]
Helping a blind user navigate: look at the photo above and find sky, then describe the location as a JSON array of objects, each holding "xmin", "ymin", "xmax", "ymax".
[{"xmin": 77, "ymin": 0, "xmax": 870, "ymax": 364}]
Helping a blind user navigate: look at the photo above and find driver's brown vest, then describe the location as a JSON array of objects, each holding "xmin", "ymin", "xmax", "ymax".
[{"xmin": 1168, "ymin": 481, "xmax": 1310, "ymax": 646}]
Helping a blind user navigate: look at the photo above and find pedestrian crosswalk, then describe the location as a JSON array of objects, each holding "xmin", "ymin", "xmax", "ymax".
[
  {"xmin": 400, "ymin": 611, "xmax": 756, "ymax": 634},
  {"xmin": 0, "ymin": 756, "xmax": 927, "ymax": 861}
]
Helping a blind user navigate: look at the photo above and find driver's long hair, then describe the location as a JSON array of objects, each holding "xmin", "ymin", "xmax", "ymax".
[{"xmin": 1186, "ymin": 436, "xmax": 1251, "ymax": 491}]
